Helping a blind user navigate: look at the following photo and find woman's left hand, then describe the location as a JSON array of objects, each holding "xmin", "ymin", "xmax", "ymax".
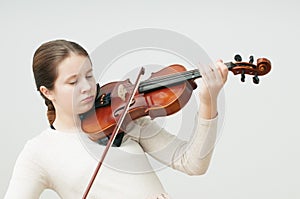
[{"xmin": 198, "ymin": 60, "xmax": 228, "ymax": 119}]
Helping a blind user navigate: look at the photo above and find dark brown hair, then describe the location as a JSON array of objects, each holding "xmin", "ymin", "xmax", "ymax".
[{"xmin": 32, "ymin": 39, "xmax": 90, "ymax": 124}]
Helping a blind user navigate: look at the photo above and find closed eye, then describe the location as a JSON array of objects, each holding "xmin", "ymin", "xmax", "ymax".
[{"xmin": 69, "ymin": 79, "xmax": 78, "ymax": 85}]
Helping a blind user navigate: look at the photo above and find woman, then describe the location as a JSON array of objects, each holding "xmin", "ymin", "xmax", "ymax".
[{"xmin": 5, "ymin": 39, "xmax": 228, "ymax": 199}]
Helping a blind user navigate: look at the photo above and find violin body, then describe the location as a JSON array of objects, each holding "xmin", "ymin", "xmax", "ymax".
[{"xmin": 81, "ymin": 64, "xmax": 197, "ymax": 140}]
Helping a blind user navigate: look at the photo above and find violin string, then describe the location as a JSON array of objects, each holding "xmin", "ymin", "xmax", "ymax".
[
  {"xmin": 140, "ymin": 62, "xmax": 233, "ymax": 88},
  {"xmin": 139, "ymin": 69, "xmax": 200, "ymax": 88},
  {"xmin": 142, "ymin": 69, "xmax": 199, "ymax": 84},
  {"xmin": 140, "ymin": 70, "xmax": 198, "ymax": 85}
]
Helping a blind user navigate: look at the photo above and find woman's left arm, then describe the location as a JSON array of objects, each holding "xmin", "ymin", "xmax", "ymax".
[{"xmin": 135, "ymin": 60, "xmax": 228, "ymax": 175}]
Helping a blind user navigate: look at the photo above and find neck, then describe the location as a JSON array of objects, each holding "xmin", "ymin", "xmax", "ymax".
[
  {"xmin": 52, "ymin": 112, "xmax": 81, "ymax": 133},
  {"xmin": 138, "ymin": 62, "xmax": 234, "ymax": 93}
]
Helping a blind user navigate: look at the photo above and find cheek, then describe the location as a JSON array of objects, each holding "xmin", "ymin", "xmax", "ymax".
[
  {"xmin": 92, "ymin": 82, "xmax": 97, "ymax": 95},
  {"xmin": 87, "ymin": 78, "xmax": 97, "ymax": 96},
  {"xmin": 57, "ymin": 88, "xmax": 75, "ymax": 106}
]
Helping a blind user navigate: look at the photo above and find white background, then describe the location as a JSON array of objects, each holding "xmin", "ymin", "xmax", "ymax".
[{"xmin": 1, "ymin": 0, "xmax": 299, "ymax": 198}]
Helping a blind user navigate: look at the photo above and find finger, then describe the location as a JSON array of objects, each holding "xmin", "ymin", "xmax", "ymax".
[
  {"xmin": 198, "ymin": 62, "xmax": 220, "ymax": 86},
  {"xmin": 211, "ymin": 62, "xmax": 223, "ymax": 84},
  {"xmin": 199, "ymin": 61, "xmax": 212, "ymax": 75},
  {"xmin": 216, "ymin": 60, "xmax": 228, "ymax": 83},
  {"xmin": 197, "ymin": 62, "xmax": 211, "ymax": 90},
  {"xmin": 197, "ymin": 62, "xmax": 209, "ymax": 81},
  {"xmin": 217, "ymin": 59, "xmax": 223, "ymax": 63}
]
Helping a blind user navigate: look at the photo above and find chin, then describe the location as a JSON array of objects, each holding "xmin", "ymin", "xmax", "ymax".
[{"xmin": 77, "ymin": 103, "xmax": 94, "ymax": 115}]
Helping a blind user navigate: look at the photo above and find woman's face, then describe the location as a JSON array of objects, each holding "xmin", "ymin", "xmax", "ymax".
[{"xmin": 51, "ymin": 54, "xmax": 97, "ymax": 116}]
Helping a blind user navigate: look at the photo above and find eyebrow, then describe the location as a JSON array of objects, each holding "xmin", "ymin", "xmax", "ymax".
[{"xmin": 86, "ymin": 68, "xmax": 93, "ymax": 74}]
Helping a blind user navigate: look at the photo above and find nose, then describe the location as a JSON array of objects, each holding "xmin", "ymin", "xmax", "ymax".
[{"xmin": 80, "ymin": 78, "xmax": 92, "ymax": 93}]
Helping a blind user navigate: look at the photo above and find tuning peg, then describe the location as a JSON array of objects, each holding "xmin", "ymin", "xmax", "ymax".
[
  {"xmin": 253, "ymin": 74, "xmax": 259, "ymax": 84},
  {"xmin": 249, "ymin": 55, "xmax": 254, "ymax": 64},
  {"xmin": 241, "ymin": 70, "xmax": 245, "ymax": 82},
  {"xmin": 234, "ymin": 54, "xmax": 242, "ymax": 62}
]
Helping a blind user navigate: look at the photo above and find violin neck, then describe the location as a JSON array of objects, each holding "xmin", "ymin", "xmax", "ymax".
[{"xmin": 138, "ymin": 62, "xmax": 234, "ymax": 93}]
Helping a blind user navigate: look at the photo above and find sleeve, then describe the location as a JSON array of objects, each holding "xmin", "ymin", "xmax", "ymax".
[
  {"xmin": 128, "ymin": 114, "xmax": 218, "ymax": 176},
  {"xmin": 4, "ymin": 141, "xmax": 48, "ymax": 199}
]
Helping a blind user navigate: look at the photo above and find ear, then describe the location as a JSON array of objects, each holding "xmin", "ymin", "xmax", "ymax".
[{"xmin": 40, "ymin": 86, "xmax": 55, "ymax": 101}]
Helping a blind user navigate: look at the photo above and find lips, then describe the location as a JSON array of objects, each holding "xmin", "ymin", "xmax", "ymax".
[{"xmin": 81, "ymin": 96, "xmax": 94, "ymax": 103}]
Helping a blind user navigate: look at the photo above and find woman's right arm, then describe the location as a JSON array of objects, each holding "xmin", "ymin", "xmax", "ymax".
[{"xmin": 4, "ymin": 142, "xmax": 48, "ymax": 199}]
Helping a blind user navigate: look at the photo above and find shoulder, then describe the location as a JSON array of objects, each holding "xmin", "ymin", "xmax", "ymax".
[
  {"xmin": 14, "ymin": 128, "xmax": 68, "ymax": 173},
  {"xmin": 18, "ymin": 129, "xmax": 51, "ymax": 157},
  {"xmin": 25, "ymin": 129, "xmax": 53, "ymax": 147},
  {"xmin": 11, "ymin": 130, "xmax": 51, "ymax": 176},
  {"xmin": 8, "ymin": 130, "xmax": 51, "ymax": 192}
]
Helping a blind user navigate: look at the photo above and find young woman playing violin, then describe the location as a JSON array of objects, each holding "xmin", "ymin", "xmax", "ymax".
[{"xmin": 5, "ymin": 39, "xmax": 228, "ymax": 199}]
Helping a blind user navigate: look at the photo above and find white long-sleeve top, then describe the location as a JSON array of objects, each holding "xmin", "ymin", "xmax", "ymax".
[{"xmin": 5, "ymin": 115, "xmax": 218, "ymax": 199}]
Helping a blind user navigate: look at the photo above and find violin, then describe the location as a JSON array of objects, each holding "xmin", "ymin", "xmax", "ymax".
[{"xmin": 80, "ymin": 55, "xmax": 271, "ymax": 141}]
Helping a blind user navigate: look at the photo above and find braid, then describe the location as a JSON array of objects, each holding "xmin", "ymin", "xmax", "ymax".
[{"xmin": 45, "ymin": 98, "xmax": 56, "ymax": 125}]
